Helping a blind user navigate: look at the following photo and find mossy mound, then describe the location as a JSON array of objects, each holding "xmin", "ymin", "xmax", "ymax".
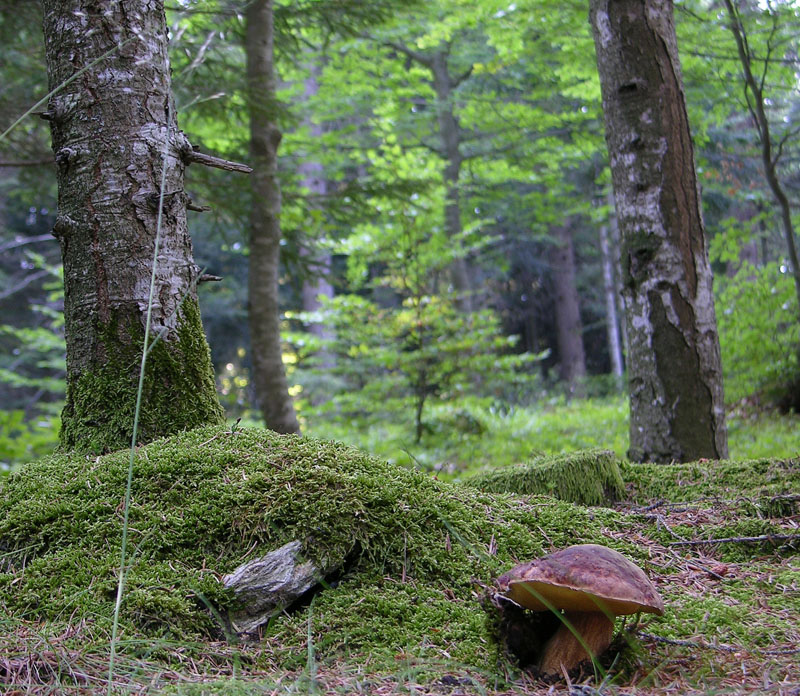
[
  {"xmin": 0, "ymin": 425, "xmax": 627, "ymax": 671},
  {"xmin": 462, "ymin": 450, "xmax": 625, "ymax": 506},
  {"xmin": 622, "ymin": 457, "xmax": 799, "ymax": 503}
]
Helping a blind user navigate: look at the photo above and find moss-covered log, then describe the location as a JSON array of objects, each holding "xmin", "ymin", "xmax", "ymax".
[{"xmin": 463, "ymin": 450, "xmax": 625, "ymax": 506}]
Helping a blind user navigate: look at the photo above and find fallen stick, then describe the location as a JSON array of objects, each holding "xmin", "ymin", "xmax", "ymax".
[{"xmin": 669, "ymin": 533, "xmax": 800, "ymax": 547}]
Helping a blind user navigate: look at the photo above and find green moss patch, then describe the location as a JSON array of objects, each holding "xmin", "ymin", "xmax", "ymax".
[
  {"xmin": 622, "ymin": 457, "xmax": 799, "ymax": 503},
  {"xmin": 0, "ymin": 425, "xmax": 626, "ymax": 672},
  {"xmin": 463, "ymin": 449, "xmax": 625, "ymax": 506},
  {"xmin": 2, "ymin": 429, "xmax": 798, "ymax": 693}
]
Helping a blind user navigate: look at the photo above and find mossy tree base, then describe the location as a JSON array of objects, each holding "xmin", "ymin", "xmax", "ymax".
[
  {"xmin": 59, "ymin": 300, "xmax": 224, "ymax": 454},
  {"xmin": 463, "ymin": 450, "xmax": 625, "ymax": 506}
]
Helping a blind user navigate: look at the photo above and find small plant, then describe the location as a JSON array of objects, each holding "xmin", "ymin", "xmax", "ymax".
[
  {"xmin": 296, "ymin": 294, "xmax": 534, "ymax": 443},
  {"xmin": 715, "ymin": 261, "xmax": 799, "ymax": 404}
]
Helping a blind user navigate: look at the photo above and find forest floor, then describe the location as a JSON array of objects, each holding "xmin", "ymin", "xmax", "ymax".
[
  {"xmin": 0, "ymin": 420, "xmax": 798, "ymax": 696},
  {"xmin": 4, "ymin": 486, "xmax": 797, "ymax": 696}
]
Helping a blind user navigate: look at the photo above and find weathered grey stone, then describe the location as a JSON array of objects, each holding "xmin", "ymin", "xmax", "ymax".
[{"xmin": 223, "ymin": 540, "xmax": 323, "ymax": 634}]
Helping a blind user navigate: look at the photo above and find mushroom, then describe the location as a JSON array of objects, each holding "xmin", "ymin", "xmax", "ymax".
[{"xmin": 495, "ymin": 544, "xmax": 664, "ymax": 677}]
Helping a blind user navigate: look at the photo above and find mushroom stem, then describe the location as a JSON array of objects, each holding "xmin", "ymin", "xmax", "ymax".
[{"xmin": 539, "ymin": 611, "xmax": 615, "ymax": 677}]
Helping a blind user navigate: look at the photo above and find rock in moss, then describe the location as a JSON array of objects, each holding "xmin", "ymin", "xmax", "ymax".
[
  {"xmin": 223, "ymin": 540, "xmax": 331, "ymax": 634},
  {"xmin": 462, "ymin": 450, "xmax": 625, "ymax": 506}
]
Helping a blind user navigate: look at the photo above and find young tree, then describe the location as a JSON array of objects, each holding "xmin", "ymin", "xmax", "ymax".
[
  {"xmin": 720, "ymin": 0, "xmax": 800, "ymax": 365},
  {"xmin": 245, "ymin": 0, "xmax": 300, "ymax": 434},
  {"xmin": 40, "ymin": 0, "xmax": 225, "ymax": 453},
  {"xmin": 590, "ymin": 0, "xmax": 728, "ymax": 462}
]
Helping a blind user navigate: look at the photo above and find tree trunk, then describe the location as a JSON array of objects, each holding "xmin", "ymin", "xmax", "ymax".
[
  {"xmin": 430, "ymin": 49, "xmax": 473, "ymax": 312},
  {"xmin": 41, "ymin": 0, "xmax": 224, "ymax": 454},
  {"xmin": 383, "ymin": 42, "xmax": 474, "ymax": 311},
  {"xmin": 608, "ymin": 190, "xmax": 630, "ymax": 362},
  {"xmin": 590, "ymin": 0, "xmax": 728, "ymax": 462},
  {"xmin": 550, "ymin": 222, "xmax": 587, "ymax": 391},
  {"xmin": 722, "ymin": 0, "xmax": 800, "ymax": 342},
  {"xmin": 245, "ymin": 0, "xmax": 299, "ymax": 434},
  {"xmin": 599, "ymin": 220, "xmax": 624, "ymax": 378},
  {"xmin": 298, "ymin": 66, "xmax": 335, "ymax": 369}
]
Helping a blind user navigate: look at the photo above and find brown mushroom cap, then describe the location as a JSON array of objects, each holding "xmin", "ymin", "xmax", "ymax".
[{"xmin": 496, "ymin": 544, "xmax": 664, "ymax": 617}]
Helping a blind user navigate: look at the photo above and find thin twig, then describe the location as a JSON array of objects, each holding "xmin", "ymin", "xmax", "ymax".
[
  {"xmin": 0, "ymin": 158, "xmax": 53, "ymax": 167},
  {"xmin": 0, "ymin": 233, "xmax": 55, "ymax": 253},
  {"xmin": 670, "ymin": 533, "xmax": 800, "ymax": 547},
  {"xmin": 636, "ymin": 632, "xmax": 738, "ymax": 653}
]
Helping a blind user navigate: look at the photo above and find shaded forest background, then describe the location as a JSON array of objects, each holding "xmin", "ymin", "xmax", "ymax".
[{"xmin": 2, "ymin": 0, "xmax": 800, "ymax": 469}]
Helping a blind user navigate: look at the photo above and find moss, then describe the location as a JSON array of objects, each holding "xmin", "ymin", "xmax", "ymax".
[
  {"xmin": 0, "ymin": 425, "xmax": 630, "ymax": 672},
  {"xmin": 59, "ymin": 299, "xmax": 224, "ymax": 453},
  {"xmin": 622, "ymin": 458, "xmax": 799, "ymax": 504},
  {"xmin": 655, "ymin": 566, "xmax": 800, "ymax": 648},
  {"xmin": 4, "ymin": 429, "xmax": 795, "ymax": 686},
  {"xmin": 462, "ymin": 450, "xmax": 625, "ymax": 506}
]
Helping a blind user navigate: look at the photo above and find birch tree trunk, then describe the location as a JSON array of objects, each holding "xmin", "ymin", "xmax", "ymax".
[
  {"xmin": 608, "ymin": 191, "xmax": 631, "ymax": 363},
  {"xmin": 590, "ymin": 0, "xmax": 728, "ymax": 462},
  {"xmin": 41, "ymin": 0, "xmax": 224, "ymax": 454},
  {"xmin": 245, "ymin": 0, "xmax": 299, "ymax": 434},
  {"xmin": 599, "ymin": 220, "xmax": 624, "ymax": 378}
]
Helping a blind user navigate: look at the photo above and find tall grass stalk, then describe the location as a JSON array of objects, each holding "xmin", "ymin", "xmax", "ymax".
[
  {"xmin": 106, "ymin": 112, "xmax": 172, "ymax": 694},
  {"xmin": 306, "ymin": 600, "xmax": 319, "ymax": 694}
]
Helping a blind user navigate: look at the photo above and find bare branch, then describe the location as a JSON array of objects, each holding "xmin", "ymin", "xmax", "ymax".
[
  {"xmin": 0, "ymin": 158, "xmax": 54, "ymax": 167},
  {"xmin": 381, "ymin": 39, "xmax": 432, "ymax": 68},
  {"xmin": 452, "ymin": 65, "xmax": 474, "ymax": 88},
  {"xmin": 773, "ymin": 122, "xmax": 800, "ymax": 166},
  {"xmin": 0, "ymin": 269, "xmax": 51, "ymax": 300},
  {"xmin": 685, "ymin": 49, "xmax": 800, "ymax": 66},
  {"xmin": 0, "ymin": 234, "xmax": 56, "ymax": 254},
  {"xmin": 185, "ymin": 150, "xmax": 253, "ymax": 174},
  {"xmin": 760, "ymin": 8, "xmax": 781, "ymax": 93},
  {"xmin": 670, "ymin": 533, "xmax": 800, "ymax": 547},
  {"xmin": 187, "ymin": 200, "xmax": 212, "ymax": 212}
]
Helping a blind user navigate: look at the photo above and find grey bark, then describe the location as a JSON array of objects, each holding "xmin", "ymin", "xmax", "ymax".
[
  {"xmin": 550, "ymin": 222, "xmax": 587, "ymax": 390},
  {"xmin": 41, "ymin": 0, "xmax": 224, "ymax": 453},
  {"xmin": 608, "ymin": 191, "xmax": 631, "ymax": 362},
  {"xmin": 590, "ymin": 0, "xmax": 728, "ymax": 462},
  {"xmin": 599, "ymin": 220, "xmax": 624, "ymax": 378},
  {"xmin": 245, "ymin": 0, "xmax": 299, "ymax": 434}
]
